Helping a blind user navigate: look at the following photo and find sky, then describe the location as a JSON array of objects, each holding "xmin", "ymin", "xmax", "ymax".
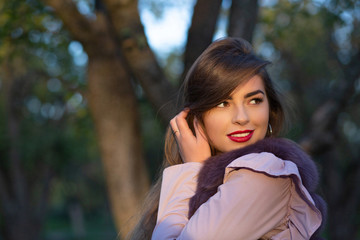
[{"xmin": 139, "ymin": 0, "xmax": 195, "ymax": 55}]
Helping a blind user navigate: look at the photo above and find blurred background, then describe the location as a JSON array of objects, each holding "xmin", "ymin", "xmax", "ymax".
[{"xmin": 0, "ymin": 0, "xmax": 359, "ymax": 239}]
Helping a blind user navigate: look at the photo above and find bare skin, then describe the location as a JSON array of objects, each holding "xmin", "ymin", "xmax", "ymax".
[{"xmin": 170, "ymin": 109, "xmax": 211, "ymax": 163}]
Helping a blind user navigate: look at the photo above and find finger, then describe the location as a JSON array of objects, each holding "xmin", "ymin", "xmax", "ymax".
[
  {"xmin": 170, "ymin": 118, "xmax": 180, "ymax": 136},
  {"xmin": 177, "ymin": 108, "xmax": 189, "ymax": 119},
  {"xmin": 175, "ymin": 110, "xmax": 193, "ymax": 137}
]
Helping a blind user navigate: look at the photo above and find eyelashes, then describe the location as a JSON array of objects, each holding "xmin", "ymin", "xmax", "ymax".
[
  {"xmin": 249, "ymin": 97, "xmax": 264, "ymax": 105},
  {"xmin": 216, "ymin": 97, "xmax": 264, "ymax": 108},
  {"xmin": 217, "ymin": 101, "xmax": 229, "ymax": 108}
]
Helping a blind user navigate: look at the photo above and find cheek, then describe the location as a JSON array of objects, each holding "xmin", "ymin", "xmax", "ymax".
[
  {"xmin": 247, "ymin": 101, "xmax": 269, "ymax": 126},
  {"xmin": 203, "ymin": 112, "xmax": 225, "ymax": 143},
  {"xmin": 256, "ymin": 104, "xmax": 270, "ymax": 133}
]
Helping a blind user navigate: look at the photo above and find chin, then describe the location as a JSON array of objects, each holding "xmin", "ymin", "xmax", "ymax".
[{"xmin": 230, "ymin": 140, "xmax": 262, "ymax": 152}]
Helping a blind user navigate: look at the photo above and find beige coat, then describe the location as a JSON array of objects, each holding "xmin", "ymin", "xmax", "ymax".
[{"xmin": 152, "ymin": 152, "xmax": 322, "ymax": 240}]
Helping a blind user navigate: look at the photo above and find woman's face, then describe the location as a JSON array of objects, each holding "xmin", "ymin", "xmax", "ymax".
[{"xmin": 203, "ymin": 75, "xmax": 270, "ymax": 153}]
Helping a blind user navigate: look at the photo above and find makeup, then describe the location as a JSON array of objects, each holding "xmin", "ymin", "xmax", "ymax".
[{"xmin": 227, "ymin": 130, "xmax": 254, "ymax": 143}]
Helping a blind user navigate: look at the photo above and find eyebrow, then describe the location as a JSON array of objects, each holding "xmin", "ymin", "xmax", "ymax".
[{"xmin": 244, "ymin": 90, "xmax": 265, "ymax": 98}]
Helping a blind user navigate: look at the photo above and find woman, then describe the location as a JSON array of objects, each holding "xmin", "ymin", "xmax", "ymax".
[{"xmin": 129, "ymin": 37, "xmax": 326, "ymax": 240}]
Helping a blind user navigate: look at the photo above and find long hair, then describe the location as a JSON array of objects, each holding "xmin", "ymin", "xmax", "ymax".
[{"xmin": 127, "ymin": 37, "xmax": 286, "ymax": 239}]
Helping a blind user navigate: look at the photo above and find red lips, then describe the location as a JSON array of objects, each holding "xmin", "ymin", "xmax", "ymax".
[{"xmin": 227, "ymin": 130, "xmax": 254, "ymax": 143}]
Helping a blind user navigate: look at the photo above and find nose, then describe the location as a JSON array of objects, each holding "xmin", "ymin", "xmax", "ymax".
[{"xmin": 232, "ymin": 104, "xmax": 249, "ymax": 125}]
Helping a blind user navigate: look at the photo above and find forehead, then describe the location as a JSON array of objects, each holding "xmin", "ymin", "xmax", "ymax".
[{"xmin": 231, "ymin": 75, "xmax": 265, "ymax": 96}]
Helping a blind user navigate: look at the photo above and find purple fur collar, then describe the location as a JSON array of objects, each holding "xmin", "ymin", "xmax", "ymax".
[{"xmin": 188, "ymin": 138, "xmax": 326, "ymax": 239}]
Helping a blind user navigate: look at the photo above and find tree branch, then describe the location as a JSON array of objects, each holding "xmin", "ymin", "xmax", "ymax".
[
  {"xmin": 41, "ymin": 0, "xmax": 95, "ymax": 43},
  {"xmin": 101, "ymin": 0, "xmax": 178, "ymax": 123}
]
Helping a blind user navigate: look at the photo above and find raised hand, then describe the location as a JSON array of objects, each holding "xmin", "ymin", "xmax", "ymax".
[{"xmin": 170, "ymin": 109, "xmax": 211, "ymax": 163}]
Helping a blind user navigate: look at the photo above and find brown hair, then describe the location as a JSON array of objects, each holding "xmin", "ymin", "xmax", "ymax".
[{"xmin": 127, "ymin": 37, "xmax": 286, "ymax": 239}]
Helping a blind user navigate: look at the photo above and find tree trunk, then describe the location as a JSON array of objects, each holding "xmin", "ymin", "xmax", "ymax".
[
  {"xmin": 79, "ymin": 14, "xmax": 151, "ymax": 237},
  {"xmin": 182, "ymin": 0, "xmax": 223, "ymax": 80},
  {"xmin": 87, "ymin": 53, "xmax": 150, "ymax": 236},
  {"xmin": 228, "ymin": 0, "xmax": 259, "ymax": 43},
  {"xmin": 40, "ymin": 0, "xmax": 151, "ymax": 237}
]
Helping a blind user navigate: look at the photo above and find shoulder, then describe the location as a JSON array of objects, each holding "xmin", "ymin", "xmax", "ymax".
[
  {"xmin": 222, "ymin": 154, "xmax": 322, "ymax": 239},
  {"xmin": 222, "ymin": 153, "xmax": 295, "ymax": 209},
  {"xmin": 224, "ymin": 152, "xmax": 300, "ymax": 182},
  {"xmin": 223, "ymin": 166, "xmax": 292, "ymax": 205},
  {"xmin": 224, "ymin": 151, "xmax": 317, "ymax": 208},
  {"xmin": 223, "ymin": 152, "xmax": 323, "ymax": 238}
]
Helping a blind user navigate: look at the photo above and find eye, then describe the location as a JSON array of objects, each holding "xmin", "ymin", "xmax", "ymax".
[
  {"xmin": 217, "ymin": 101, "xmax": 229, "ymax": 108},
  {"xmin": 249, "ymin": 98, "xmax": 263, "ymax": 105}
]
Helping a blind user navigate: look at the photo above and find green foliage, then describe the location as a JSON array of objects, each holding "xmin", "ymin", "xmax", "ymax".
[{"xmin": 258, "ymin": 0, "xmax": 359, "ymax": 137}]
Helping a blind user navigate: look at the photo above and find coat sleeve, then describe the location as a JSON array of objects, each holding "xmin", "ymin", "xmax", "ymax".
[
  {"xmin": 152, "ymin": 162, "xmax": 203, "ymax": 240},
  {"xmin": 152, "ymin": 162, "xmax": 291, "ymax": 240}
]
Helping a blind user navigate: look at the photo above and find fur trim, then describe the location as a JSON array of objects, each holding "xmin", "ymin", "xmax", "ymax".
[{"xmin": 188, "ymin": 138, "xmax": 327, "ymax": 238}]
